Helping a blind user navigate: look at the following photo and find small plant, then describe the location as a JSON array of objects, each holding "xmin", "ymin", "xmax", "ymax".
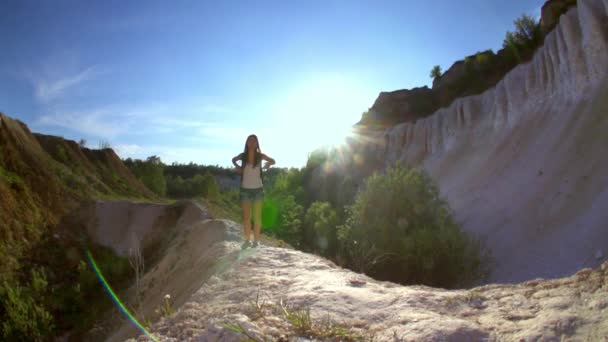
[
  {"xmin": 0, "ymin": 166, "xmax": 23, "ymax": 187},
  {"xmin": 55, "ymin": 145, "xmax": 68, "ymax": 163},
  {"xmin": 0, "ymin": 270, "xmax": 54, "ymax": 340},
  {"xmin": 279, "ymin": 298, "xmax": 365, "ymax": 341},
  {"xmin": 280, "ymin": 301, "xmax": 314, "ymax": 334},
  {"xmin": 430, "ymin": 65, "xmax": 442, "ymax": 80},
  {"xmin": 128, "ymin": 237, "xmax": 145, "ymax": 317},
  {"xmin": 248, "ymin": 289, "xmax": 270, "ymax": 319},
  {"xmin": 219, "ymin": 322, "xmax": 262, "ymax": 342},
  {"xmin": 157, "ymin": 294, "xmax": 173, "ymax": 317}
]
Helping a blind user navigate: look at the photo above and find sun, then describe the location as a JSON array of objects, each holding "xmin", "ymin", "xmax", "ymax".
[{"xmin": 278, "ymin": 75, "xmax": 370, "ymax": 149}]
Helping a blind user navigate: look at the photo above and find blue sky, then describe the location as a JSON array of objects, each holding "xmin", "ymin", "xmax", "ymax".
[{"xmin": 1, "ymin": 0, "xmax": 543, "ymax": 167}]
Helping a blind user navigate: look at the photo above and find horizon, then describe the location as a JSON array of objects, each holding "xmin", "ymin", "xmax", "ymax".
[{"xmin": 1, "ymin": 0, "xmax": 544, "ymax": 168}]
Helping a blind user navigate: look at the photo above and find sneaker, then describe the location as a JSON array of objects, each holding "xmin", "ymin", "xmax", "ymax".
[
  {"xmin": 241, "ymin": 240, "xmax": 252, "ymax": 249},
  {"xmin": 252, "ymin": 240, "xmax": 259, "ymax": 248}
]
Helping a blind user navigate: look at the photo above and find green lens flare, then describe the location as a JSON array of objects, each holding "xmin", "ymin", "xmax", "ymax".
[
  {"xmin": 262, "ymin": 198, "xmax": 279, "ymax": 229},
  {"xmin": 86, "ymin": 249, "xmax": 159, "ymax": 342}
]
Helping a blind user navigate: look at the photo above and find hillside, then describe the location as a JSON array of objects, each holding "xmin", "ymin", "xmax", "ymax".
[
  {"xmin": 0, "ymin": 112, "xmax": 157, "ymax": 338},
  {"xmin": 343, "ymin": 0, "xmax": 608, "ymax": 283},
  {"xmin": 0, "ymin": 113, "xmax": 155, "ymax": 272}
]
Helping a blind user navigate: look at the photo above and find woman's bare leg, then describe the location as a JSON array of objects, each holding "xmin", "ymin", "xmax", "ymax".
[
  {"xmin": 252, "ymin": 200, "xmax": 262, "ymax": 241},
  {"xmin": 242, "ymin": 200, "xmax": 252, "ymax": 241}
]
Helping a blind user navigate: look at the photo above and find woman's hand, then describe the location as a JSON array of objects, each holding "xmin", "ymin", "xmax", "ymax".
[
  {"xmin": 236, "ymin": 167, "xmax": 243, "ymax": 175},
  {"xmin": 261, "ymin": 153, "xmax": 275, "ymax": 170}
]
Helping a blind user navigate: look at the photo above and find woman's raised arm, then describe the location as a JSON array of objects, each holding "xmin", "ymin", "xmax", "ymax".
[
  {"xmin": 232, "ymin": 154, "xmax": 243, "ymax": 168},
  {"xmin": 261, "ymin": 153, "xmax": 275, "ymax": 169}
]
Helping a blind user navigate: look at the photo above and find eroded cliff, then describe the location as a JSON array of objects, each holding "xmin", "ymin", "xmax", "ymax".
[{"xmin": 363, "ymin": 0, "xmax": 608, "ymax": 282}]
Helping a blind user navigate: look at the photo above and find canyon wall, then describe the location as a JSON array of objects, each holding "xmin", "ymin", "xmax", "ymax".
[{"xmin": 366, "ymin": 0, "xmax": 608, "ymax": 282}]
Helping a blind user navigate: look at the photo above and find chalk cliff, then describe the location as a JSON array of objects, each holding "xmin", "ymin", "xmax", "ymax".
[{"xmin": 362, "ymin": 0, "xmax": 608, "ymax": 283}]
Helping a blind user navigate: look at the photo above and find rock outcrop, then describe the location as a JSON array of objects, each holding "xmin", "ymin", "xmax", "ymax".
[
  {"xmin": 362, "ymin": 0, "xmax": 608, "ymax": 283},
  {"xmin": 126, "ymin": 233, "xmax": 608, "ymax": 341},
  {"xmin": 362, "ymin": 1, "xmax": 579, "ymax": 127},
  {"xmin": 367, "ymin": 87, "xmax": 436, "ymax": 125},
  {"xmin": 541, "ymin": 0, "xmax": 578, "ymax": 34}
]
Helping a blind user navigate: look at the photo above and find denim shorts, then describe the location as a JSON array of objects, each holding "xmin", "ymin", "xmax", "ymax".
[{"xmin": 240, "ymin": 187, "xmax": 264, "ymax": 202}]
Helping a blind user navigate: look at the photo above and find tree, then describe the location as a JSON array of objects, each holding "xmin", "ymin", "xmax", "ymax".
[
  {"xmin": 430, "ymin": 65, "xmax": 442, "ymax": 80},
  {"xmin": 303, "ymin": 201, "xmax": 339, "ymax": 256},
  {"xmin": 124, "ymin": 156, "xmax": 166, "ymax": 196},
  {"xmin": 338, "ymin": 162, "xmax": 488, "ymax": 288},
  {"xmin": 98, "ymin": 140, "xmax": 111, "ymax": 149},
  {"xmin": 502, "ymin": 14, "xmax": 540, "ymax": 49},
  {"xmin": 277, "ymin": 195, "xmax": 304, "ymax": 247}
]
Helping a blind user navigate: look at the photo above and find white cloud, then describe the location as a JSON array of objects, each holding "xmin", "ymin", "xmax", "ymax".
[
  {"xmin": 37, "ymin": 109, "xmax": 129, "ymax": 139},
  {"xmin": 29, "ymin": 67, "xmax": 98, "ymax": 103},
  {"xmin": 114, "ymin": 144, "xmax": 143, "ymax": 158}
]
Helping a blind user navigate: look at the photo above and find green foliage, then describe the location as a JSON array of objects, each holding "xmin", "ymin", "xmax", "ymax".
[
  {"xmin": 502, "ymin": 14, "xmax": 541, "ymax": 62},
  {"xmin": 338, "ymin": 163, "xmax": 488, "ymax": 288},
  {"xmin": 336, "ymin": 175, "xmax": 358, "ymax": 210},
  {"xmin": 304, "ymin": 201, "xmax": 339, "ymax": 256},
  {"xmin": 263, "ymin": 168, "xmax": 307, "ymax": 246},
  {"xmin": 513, "ymin": 14, "xmax": 540, "ymax": 43},
  {"xmin": 164, "ymin": 161, "xmax": 235, "ymax": 179},
  {"xmin": 279, "ymin": 300, "xmax": 365, "ymax": 341},
  {"xmin": 0, "ymin": 269, "xmax": 54, "ymax": 341},
  {"xmin": 124, "ymin": 156, "xmax": 167, "ymax": 196},
  {"xmin": 270, "ymin": 168, "xmax": 305, "ymax": 204},
  {"xmin": 475, "ymin": 51, "xmax": 490, "ymax": 66},
  {"xmin": 430, "ymin": 65, "xmax": 442, "ymax": 80},
  {"xmin": 276, "ymin": 195, "xmax": 304, "ymax": 247},
  {"xmin": 0, "ymin": 234, "xmax": 136, "ymax": 340},
  {"xmin": 166, "ymin": 171, "xmax": 219, "ymax": 199},
  {"xmin": 0, "ymin": 165, "xmax": 23, "ymax": 187},
  {"xmin": 55, "ymin": 145, "xmax": 68, "ymax": 163}
]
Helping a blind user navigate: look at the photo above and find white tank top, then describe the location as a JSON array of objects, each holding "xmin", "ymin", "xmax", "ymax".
[{"xmin": 242, "ymin": 162, "xmax": 263, "ymax": 189}]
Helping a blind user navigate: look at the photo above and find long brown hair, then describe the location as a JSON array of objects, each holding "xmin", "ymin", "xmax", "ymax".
[{"xmin": 242, "ymin": 134, "xmax": 262, "ymax": 166}]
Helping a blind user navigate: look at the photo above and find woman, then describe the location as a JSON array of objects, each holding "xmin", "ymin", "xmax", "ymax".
[{"xmin": 232, "ymin": 134, "xmax": 275, "ymax": 248}]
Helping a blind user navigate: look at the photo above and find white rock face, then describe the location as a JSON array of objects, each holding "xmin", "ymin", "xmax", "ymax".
[
  {"xmin": 126, "ymin": 244, "xmax": 608, "ymax": 341},
  {"xmin": 370, "ymin": 0, "xmax": 608, "ymax": 283}
]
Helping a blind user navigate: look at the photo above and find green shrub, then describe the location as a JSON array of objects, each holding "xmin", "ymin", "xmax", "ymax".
[
  {"xmin": 430, "ymin": 65, "xmax": 442, "ymax": 80},
  {"xmin": 0, "ymin": 166, "xmax": 23, "ymax": 187},
  {"xmin": 502, "ymin": 14, "xmax": 541, "ymax": 62},
  {"xmin": 55, "ymin": 145, "xmax": 68, "ymax": 163},
  {"xmin": 124, "ymin": 156, "xmax": 166, "ymax": 196},
  {"xmin": 264, "ymin": 194, "xmax": 304, "ymax": 247},
  {"xmin": 338, "ymin": 162, "xmax": 489, "ymax": 288},
  {"xmin": 0, "ymin": 270, "xmax": 54, "ymax": 341},
  {"xmin": 304, "ymin": 201, "xmax": 339, "ymax": 256}
]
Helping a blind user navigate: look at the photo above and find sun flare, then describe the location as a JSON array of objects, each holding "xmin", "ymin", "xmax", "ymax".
[{"xmin": 277, "ymin": 76, "xmax": 371, "ymax": 149}]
